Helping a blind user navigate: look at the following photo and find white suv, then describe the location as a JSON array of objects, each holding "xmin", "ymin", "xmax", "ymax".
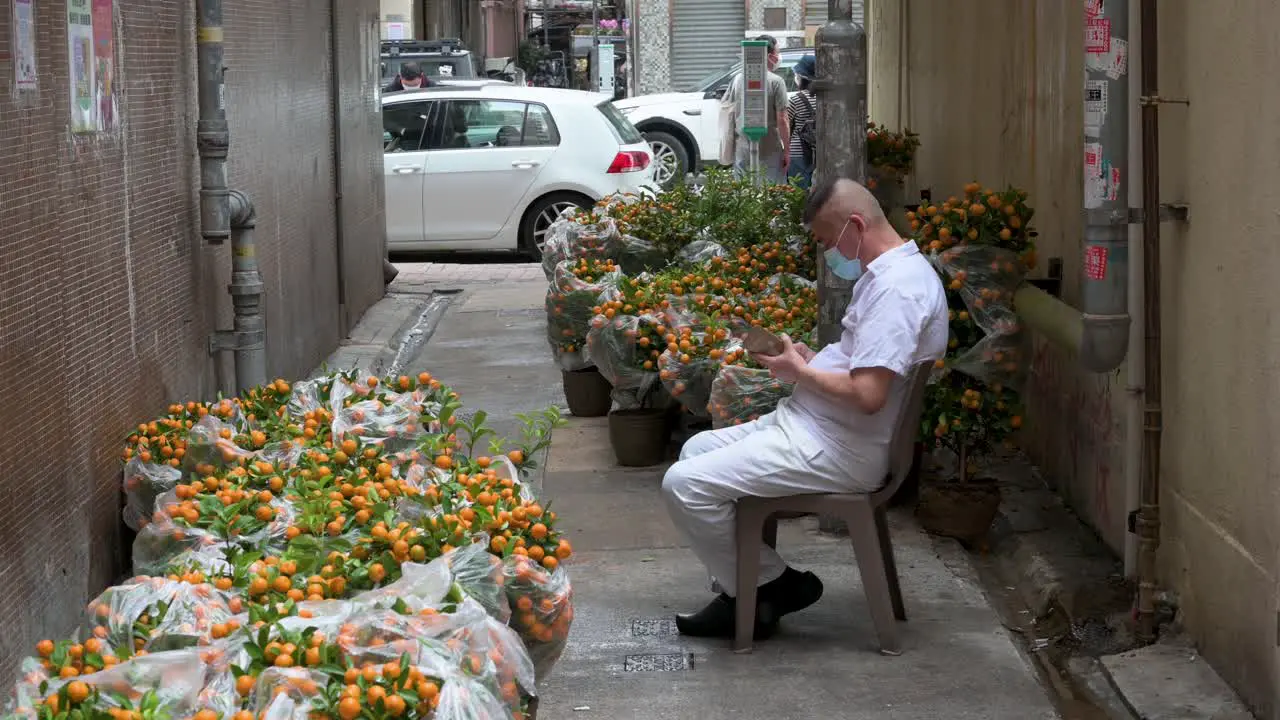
[{"xmin": 613, "ymin": 48, "xmax": 811, "ymax": 187}]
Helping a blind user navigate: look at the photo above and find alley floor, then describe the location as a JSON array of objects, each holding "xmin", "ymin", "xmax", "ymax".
[{"xmin": 318, "ymin": 261, "xmax": 1060, "ymax": 719}]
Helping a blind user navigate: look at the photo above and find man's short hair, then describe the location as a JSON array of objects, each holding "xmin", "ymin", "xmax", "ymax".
[
  {"xmin": 400, "ymin": 62, "xmax": 423, "ymax": 80},
  {"xmin": 803, "ymin": 176, "xmax": 840, "ymax": 228},
  {"xmin": 754, "ymin": 34, "xmax": 778, "ymax": 54}
]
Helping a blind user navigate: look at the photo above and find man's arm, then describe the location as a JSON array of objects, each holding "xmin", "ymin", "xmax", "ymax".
[
  {"xmin": 774, "ymin": 78, "xmax": 790, "ymax": 155},
  {"xmin": 793, "ymin": 365, "xmax": 896, "ymax": 415}
]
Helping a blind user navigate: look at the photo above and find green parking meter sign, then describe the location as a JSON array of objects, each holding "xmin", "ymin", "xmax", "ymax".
[{"xmin": 739, "ymin": 40, "xmax": 769, "ymax": 142}]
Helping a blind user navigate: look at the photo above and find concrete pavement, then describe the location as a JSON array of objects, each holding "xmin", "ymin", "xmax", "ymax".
[{"xmin": 317, "ymin": 262, "xmax": 1061, "ymax": 719}]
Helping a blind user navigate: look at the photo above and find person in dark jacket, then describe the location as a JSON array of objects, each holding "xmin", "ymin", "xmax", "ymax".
[{"xmin": 385, "ymin": 62, "xmax": 431, "ymax": 92}]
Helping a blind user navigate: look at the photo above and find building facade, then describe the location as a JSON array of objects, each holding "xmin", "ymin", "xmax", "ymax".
[
  {"xmin": 868, "ymin": 0, "xmax": 1280, "ymax": 716},
  {"xmin": 0, "ymin": 0, "xmax": 386, "ymax": 674}
]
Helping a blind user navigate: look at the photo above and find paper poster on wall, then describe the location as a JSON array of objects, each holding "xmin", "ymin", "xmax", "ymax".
[
  {"xmin": 1084, "ymin": 80, "xmax": 1107, "ymax": 137},
  {"xmin": 14, "ymin": 0, "xmax": 37, "ymax": 90},
  {"xmin": 92, "ymin": 0, "xmax": 116, "ymax": 132},
  {"xmin": 67, "ymin": 0, "xmax": 95, "ymax": 132},
  {"xmin": 1085, "ymin": 17, "xmax": 1111, "ymax": 55}
]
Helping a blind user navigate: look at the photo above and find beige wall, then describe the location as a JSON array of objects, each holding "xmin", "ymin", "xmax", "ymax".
[
  {"xmin": 381, "ymin": 0, "xmax": 416, "ymax": 37},
  {"xmin": 868, "ymin": 0, "xmax": 1280, "ymax": 716}
]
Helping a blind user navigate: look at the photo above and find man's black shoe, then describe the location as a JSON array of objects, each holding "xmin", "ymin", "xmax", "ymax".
[
  {"xmin": 759, "ymin": 567, "xmax": 825, "ymax": 618},
  {"xmin": 674, "ymin": 594, "xmax": 778, "ymax": 639}
]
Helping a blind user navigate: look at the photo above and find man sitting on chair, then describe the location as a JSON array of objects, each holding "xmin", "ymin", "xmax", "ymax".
[{"xmin": 661, "ymin": 177, "xmax": 950, "ymax": 639}]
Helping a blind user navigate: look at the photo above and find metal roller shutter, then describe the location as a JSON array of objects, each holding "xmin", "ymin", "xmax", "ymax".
[
  {"xmin": 669, "ymin": 0, "xmax": 746, "ymax": 91},
  {"xmin": 805, "ymin": 0, "xmax": 864, "ymax": 28}
]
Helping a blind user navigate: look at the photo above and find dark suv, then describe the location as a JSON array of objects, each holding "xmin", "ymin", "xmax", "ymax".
[{"xmin": 381, "ymin": 39, "xmax": 478, "ymax": 84}]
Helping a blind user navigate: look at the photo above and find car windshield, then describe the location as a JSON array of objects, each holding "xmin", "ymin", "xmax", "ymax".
[
  {"xmin": 382, "ymin": 56, "xmax": 474, "ymax": 81},
  {"xmin": 687, "ymin": 53, "xmax": 807, "ymax": 93},
  {"xmin": 689, "ymin": 60, "xmax": 738, "ymax": 93}
]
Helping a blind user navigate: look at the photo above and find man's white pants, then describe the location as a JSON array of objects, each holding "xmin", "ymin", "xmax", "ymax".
[{"xmin": 660, "ymin": 406, "xmax": 884, "ymax": 596}]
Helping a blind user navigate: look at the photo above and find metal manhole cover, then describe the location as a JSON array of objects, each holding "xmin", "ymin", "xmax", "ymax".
[
  {"xmin": 623, "ymin": 653, "xmax": 694, "ymax": 672},
  {"xmin": 630, "ymin": 618, "xmax": 680, "ymax": 637}
]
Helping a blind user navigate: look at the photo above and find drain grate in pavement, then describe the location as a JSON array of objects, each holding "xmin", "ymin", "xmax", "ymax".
[
  {"xmin": 623, "ymin": 653, "xmax": 694, "ymax": 672},
  {"xmin": 630, "ymin": 618, "xmax": 680, "ymax": 637}
]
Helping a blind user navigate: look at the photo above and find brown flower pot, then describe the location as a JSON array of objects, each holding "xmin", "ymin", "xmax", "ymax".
[
  {"xmin": 562, "ymin": 367, "xmax": 612, "ymax": 417},
  {"xmin": 608, "ymin": 408, "xmax": 671, "ymax": 467},
  {"xmin": 915, "ymin": 479, "xmax": 1001, "ymax": 544}
]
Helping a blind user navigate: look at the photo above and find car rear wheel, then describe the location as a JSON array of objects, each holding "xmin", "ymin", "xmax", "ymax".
[
  {"xmin": 519, "ymin": 192, "xmax": 592, "ymax": 261},
  {"xmin": 643, "ymin": 131, "xmax": 688, "ymax": 188}
]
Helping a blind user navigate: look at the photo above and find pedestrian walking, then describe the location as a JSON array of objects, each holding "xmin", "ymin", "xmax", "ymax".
[
  {"xmin": 718, "ymin": 35, "xmax": 790, "ymax": 184},
  {"xmin": 661, "ymin": 178, "xmax": 949, "ymax": 639},
  {"xmin": 786, "ymin": 55, "xmax": 817, "ymax": 189}
]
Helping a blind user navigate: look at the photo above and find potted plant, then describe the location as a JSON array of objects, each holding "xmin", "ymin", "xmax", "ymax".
[
  {"xmin": 908, "ymin": 182, "xmax": 1037, "ymax": 545},
  {"xmin": 866, "ymin": 123, "xmax": 920, "ymax": 235}
]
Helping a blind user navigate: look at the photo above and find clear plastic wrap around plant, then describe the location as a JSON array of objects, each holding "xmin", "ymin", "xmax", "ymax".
[
  {"xmin": 329, "ymin": 378, "xmax": 428, "ymax": 452},
  {"xmin": 585, "ymin": 312, "xmax": 665, "ymax": 409},
  {"xmin": 82, "ymin": 577, "xmax": 239, "ymax": 657},
  {"xmin": 930, "ymin": 244, "xmax": 1030, "ymax": 391},
  {"xmin": 350, "ymin": 559, "xmax": 454, "ymax": 613},
  {"xmin": 539, "ymin": 211, "xmax": 619, "ymax": 279},
  {"xmin": 122, "ymin": 457, "xmax": 182, "ymax": 532},
  {"xmin": 545, "ymin": 259, "xmax": 622, "ymax": 370},
  {"xmin": 132, "ymin": 519, "xmax": 223, "ymax": 578},
  {"xmin": 708, "ymin": 364, "xmax": 794, "ymax": 429},
  {"xmin": 7, "ymin": 648, "xmax": 207, "ymax": 720},
  {"xmin": 250, "ymin": 667, "xmax": 328, "ymax": 719},
  {"xmin": 657, "ymin": 344, "xmax": 722, "ymax": 420},
  {"xmin": 444, "ymin": 542, "xmax": 511, "ymax": 623},
  {"xmin": 503, "ymin": 556, "xmax": 573, "ymax": 682}
]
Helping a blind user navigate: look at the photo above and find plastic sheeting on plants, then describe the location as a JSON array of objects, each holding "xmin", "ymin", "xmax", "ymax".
[
  {"xmin": 122, "ymin": 457, "xmax": 182, "ymax": 532},
  {"xmin": 539, "ymin": 209, "xmax": 620, "ymax": 279},
  {"xmin": 545, "ymin": 259, "xmax": 622, "ymax": 371},
  {"xmin": 708, "ymin": 364, "xmax": 794, "ymax": 429},
  {"xmin": 6, "ymin": 649, "xmax": 207, "ymax": 720},
  {"xmin": 82, "ymin": 577, "xmax": 239, "ymax": 657},
  {"xmin": 585, "ymin": 312, "xmax": 668, "ymax": 410},
  {"xmin": 503, "ymin": 556, "xmax": 572, "ymax": 682},
  {"xmin": 930, "ymin": 244, "xmax": 1030, "ymax": 391}
]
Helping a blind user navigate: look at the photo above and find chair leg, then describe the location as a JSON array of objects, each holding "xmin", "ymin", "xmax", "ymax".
[
  {"xmin": 734, "ymin": 503, "xmax": 764, "ymax": 653},
  {"xmin": 846, "ymin": 504, "xmax": 901, "ymax": 655},
  {"xmin": 762, "ymin": 515, "xmax": 778, "ymax": 550},
  {"xmin": 873, "ymin": 507, "xmax": 906, "ymax": 621}
]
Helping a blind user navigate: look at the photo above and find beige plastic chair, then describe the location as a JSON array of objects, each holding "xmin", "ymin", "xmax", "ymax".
[{"xmin": 733, "ymin": 361, "xmax": 934, "ymax": 655}]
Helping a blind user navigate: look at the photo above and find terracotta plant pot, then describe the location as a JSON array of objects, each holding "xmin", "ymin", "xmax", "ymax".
[
  {"xmin": 608, "ymin": 408, "xmax": 671, "ymax": 467},
  {"xmin": 561, "ymin": 367, "xmax": 612, "ymax": 417},
  {"xmin": 915, "ymin": 478, "xmax": 1001, "ymax": 544}
]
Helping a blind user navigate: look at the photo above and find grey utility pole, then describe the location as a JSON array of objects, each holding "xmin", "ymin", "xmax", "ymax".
[
  {"xmin": 812, "ymin": 0, "xmax": 867, "ymax": 348},
  {"xmin": 812, "ymin": 0, "xmax": 867, "ymax": 534}
]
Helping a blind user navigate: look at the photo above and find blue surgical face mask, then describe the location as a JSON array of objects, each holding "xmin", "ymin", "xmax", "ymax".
[{"xmin": 824, "ymin": 217, "xmax": 865, "ymax": 281}]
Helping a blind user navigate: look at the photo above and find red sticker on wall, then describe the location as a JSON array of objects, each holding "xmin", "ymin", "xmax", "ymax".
[
  {"xmin": 1084, "ymin": 245, "xmax": 1109, "ymax": 280},
  {"xmin": 1085, "ymin": 18, "xmax": 1111, "ymax": 54}
]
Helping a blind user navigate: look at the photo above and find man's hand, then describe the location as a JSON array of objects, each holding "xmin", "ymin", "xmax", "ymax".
[
  {"xmin": 752, "ymin": 334, "xmax": 808, "ymax": 383},
  {"xmin": 793, "ymin": 341, "xmax": 815, "ymax": 362}
]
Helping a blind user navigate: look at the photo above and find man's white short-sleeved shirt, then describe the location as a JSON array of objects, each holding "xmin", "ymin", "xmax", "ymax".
[{"xmin": 780, "ymin": 241, "xmax": 949, "ymax": 479}]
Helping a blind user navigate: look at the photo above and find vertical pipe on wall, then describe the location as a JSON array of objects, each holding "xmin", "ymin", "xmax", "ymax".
[
  {"xmin": 1122, "ymin": 0, "xmax": 1144, "ymax": 578},
  {"xmin": 227, "ymin": 191, "xmax": 267, "ymax": 392},
  {"xmin": 1134, "ymin": 0, "xmax": 1163, "ymax": 644},
  {"xmin": 1079, "ymin": 0, "xmax": 1130, "ymax": 373},
  {"xmin": 329, "ymin": 0, "xmax": 349, "ymax": 331},
  {"xmin": 196, "ymin": 0, "xmax": 229, "ymax": 246}
]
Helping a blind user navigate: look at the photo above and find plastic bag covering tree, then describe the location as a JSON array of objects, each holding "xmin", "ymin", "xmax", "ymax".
[{"xmin": 907, "ymin": 182, "xmax": 1038, "ymax": 482}]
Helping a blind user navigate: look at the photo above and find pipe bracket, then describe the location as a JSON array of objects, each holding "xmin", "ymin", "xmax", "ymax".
[
  {"xmin": 1128, "ymin": 203, "xmax": 1189, "ymax": 225},
  {"xmin": 209, "ymin": 328, "xmax": 265, "ymax": 355}
]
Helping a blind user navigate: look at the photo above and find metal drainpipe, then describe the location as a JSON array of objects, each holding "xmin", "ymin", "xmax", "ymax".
[
  {"xmin": 1134, "ymin": 0, "xmax": 1164, "ymax": 645},
  {"xmin": 1014, "ymin": 0, "xmax": 1131, "ymax": 374},
  {"xmin": 224, "ymin": 190, "xmax": 268, "ymax": 392},
  {"xmin": 197, "ymin": 0, "xmax": 267, "ymax": 392},
  {"xmin": 196, "ymin": 0, "xmax": 229, "ymax": 246}
]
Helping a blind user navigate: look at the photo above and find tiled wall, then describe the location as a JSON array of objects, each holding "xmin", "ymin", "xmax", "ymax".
[
  {"xmin": 635, "ymin": 0, "xmax": 671, "ymax": 94},
  {"xmin": 750, "ymin": 0, "xmax": 805, "ymax": 30}
]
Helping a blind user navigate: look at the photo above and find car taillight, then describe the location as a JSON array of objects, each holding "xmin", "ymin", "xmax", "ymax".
[{"xmin": 607, "ymin": 150, "xmax": 650, "ymax": 173}]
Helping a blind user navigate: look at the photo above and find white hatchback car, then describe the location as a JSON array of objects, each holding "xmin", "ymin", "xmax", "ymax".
[{"xmin": 382, "ymin": 84, "xmax": 656, "ymax": 257}]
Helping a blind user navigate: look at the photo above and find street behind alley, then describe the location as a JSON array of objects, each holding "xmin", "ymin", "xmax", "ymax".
[{"xmin": 318, "ymin": 262, "xmax": 1059, "ymax": 719}]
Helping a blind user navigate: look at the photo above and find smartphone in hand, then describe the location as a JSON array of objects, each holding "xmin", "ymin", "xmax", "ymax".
[{"xmin": 741, "ymin": 326, "xmax": 786, "ymax": 356}]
